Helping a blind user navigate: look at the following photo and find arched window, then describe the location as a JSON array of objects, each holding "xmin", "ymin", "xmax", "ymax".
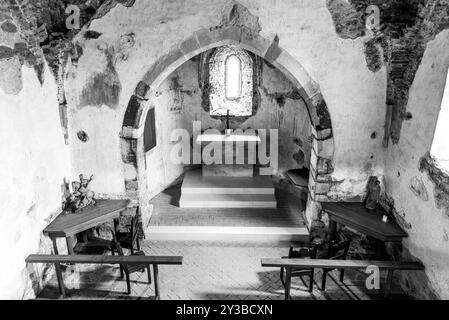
[
  {"xmin": 208, "ymin": 46, "xmax": 253, "ymax": 117},
  {"xmin": 225, "ymin": 55, "xmax": 242, "ymax": 100},
  {"xmin": 431, "ymin": 68, "xmax": 449, "ymax": 172}
]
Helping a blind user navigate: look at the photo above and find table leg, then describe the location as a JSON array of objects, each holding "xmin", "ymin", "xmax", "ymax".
[
  {"xmin": 66, "ymin": 236, "xmax": 74, "ymax": 255},
  {"xmin": 153, "ymin": 264, "xmax": 160, "ymax": 300},
  {"xmin": 284, "ymin": 268, "xmax": 292, "ymax": 300},
  {"xmin": 114, "ymin": 218, "xmax": 119, "ymax": 235},
  {"xmin": 51, "ymin": 237, "xmax": 59, "ymax": 255}
]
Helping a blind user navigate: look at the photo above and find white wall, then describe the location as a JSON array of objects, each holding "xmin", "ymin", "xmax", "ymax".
[
  {"xmin": 0, "ymin": 64, "xmax": 71, "ymax": 299},
  {"xmin": 385, "ymin": 30, "xmax": 449, "ymax": 299}
]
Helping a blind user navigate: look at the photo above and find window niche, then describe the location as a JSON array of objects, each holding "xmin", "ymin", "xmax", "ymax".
[
  {"xmin": 430, "ymin": 68, "xmax": 449, "ymax": 173},
  {"xmin": 208, "ymin": 46, "xmax": 254, "ymax": 117}
]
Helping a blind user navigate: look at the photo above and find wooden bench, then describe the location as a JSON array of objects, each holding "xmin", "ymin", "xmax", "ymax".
[
  {"xmin": 261, "ymin": 258, "xmax": 424, "ymax": 298},
  {"xmin": 26, "ymin": 254, "xmax": 183, "ymax": 299}
]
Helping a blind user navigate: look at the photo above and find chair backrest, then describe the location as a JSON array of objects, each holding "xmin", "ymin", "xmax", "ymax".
[
  {"xmin": 328, "ymin": 236, "xmax": 352, "ymax": 260},
  {"xmin": 109, "ymin": 228, "xmax": 125, "ymax": 256},
  {"xmin": 130, "ymin": 207, "xmax": 140, "ymax": 244},
  {"xmin": 288, "ymin": 245, "xmax": 318, "ymax": 259}
]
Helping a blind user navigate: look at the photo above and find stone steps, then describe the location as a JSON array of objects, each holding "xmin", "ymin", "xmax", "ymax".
[
  {"xmin": 180, "ymin": 169, "xmax": 277, "ymax": 208},
  {"xmin": 179, "ymin": 193, "xmax": 277, "ymax": 208},
  {"xmin": 181, "ymin": 169, "xmax": 274, "ymax": 194},
  {"xmin": 145, "ymin": 226, "xmax": 309, "ymax": 243}
]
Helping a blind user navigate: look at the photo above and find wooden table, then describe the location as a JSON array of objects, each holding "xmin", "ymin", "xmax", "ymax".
[
  {"xmin": 44, "ymin": 200, "xmax": 130, "ymax": 255},
  {"xmin": 321, "ymin": 202, "xmax": 407, "ymax": 243}
]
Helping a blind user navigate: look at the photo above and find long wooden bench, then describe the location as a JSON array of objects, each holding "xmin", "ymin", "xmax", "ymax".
[
  {"xmin": 26, "ymin": 254, "xmax": 183, "ymax": 299},
  {"xmin": 261, "ymin": 258, "xmax": 424, "ymax": 298}
]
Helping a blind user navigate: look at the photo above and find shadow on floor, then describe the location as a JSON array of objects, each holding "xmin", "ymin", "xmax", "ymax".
[{"xmin": 37, "ymin": 285, "xmax": 157, "ymax": 300}]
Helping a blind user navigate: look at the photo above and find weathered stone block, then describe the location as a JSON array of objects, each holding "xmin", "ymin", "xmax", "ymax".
[
  {"xmin": 1, "ymin": 20, "xmax": 17, "ymax": 33},
  {"xmin": 264, "ymin": 36, "xmax": 282, "ymax": 64},
  {"xmin": 125, "ymin": 179, "xmax": 139, "ymax": 191},
  {"xmin": 310, "ymin": 146, "xmax": 318, "ymax": 168},
  {"xmin": 316, "ymin": 173, "xmax": 333, "ymax": 183},
  {"xmin": 134, "ymin": 81, "xmax": 150, "ymax": 99},
  {"xmin": 0, "ymin": 55, "xmax": 22, "ymax": 94},
  {"xmin": 123, "ymin": 95, "xmax": 144, "ymax": 128},
  {"xmin": 194, "ymin": 28, "xmax": 215, "ymax": 49},
  {"xmin": 120, "ymin": 137, "xmax": 137, "ymax": 166},
  {"xmin": 314, "ymin": 194, "xmax": 330, "ymax": 202},
  {"xmin": 317, "ymin": 157, "xmax": 334, "ymax": 175},
  {"xmin": 0, "ymin": 45, "xmax": 14, "ymax": 60},
  {"xmin": 218, "ymin": 26, "xmax": 242, "ymax": 44},
  {"xmin": 240, "ymin": 27, "xmax": 271, "ymax": 56},
  {"xmin": 315, "ymin": 182, "xmax": 331, "ymax": 194},
  {"xmin": 316, "ymin": 128, "xmax": 333, "ymax": 140},
  {"xmin": 179, "ymin": 35, "xmax": 201, "ymax": 57},
  {"xmin": 317, "ymin": 139, "xmax": 334, "ymax": 159}
]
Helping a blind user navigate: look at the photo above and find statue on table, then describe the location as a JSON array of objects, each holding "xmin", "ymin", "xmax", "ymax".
[
  {"xmin": 365, "ymin": 176, "xmax": 381, "ymax": 210},
  {"xmin": 64, "ymin": 174, "xmax": 96, "ymax": 213}
]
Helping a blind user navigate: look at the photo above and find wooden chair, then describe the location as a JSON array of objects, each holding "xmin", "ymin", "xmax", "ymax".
[
  {"xmin": 114, "ymin": 207, "xmax": 141, "ymax": 255},
  {"xmin": 280, "ymin": 245, "xmax": 318, "ymax": 299},
  {"xmin": 73, "ymin": 234, "xmax": 113, "ymax": 255},
  {"xmin": 321, "ymin": 236, "xmax": 352, "ymax": 291},
  {"xmin": 110, "ymin": 230, "xmax": 151, "ymax": 294}
]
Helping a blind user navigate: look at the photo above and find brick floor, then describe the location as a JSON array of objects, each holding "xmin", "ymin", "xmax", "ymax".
[{"xmin": 37, "ymin": 240, "xmax": 404, "ymax": 300}]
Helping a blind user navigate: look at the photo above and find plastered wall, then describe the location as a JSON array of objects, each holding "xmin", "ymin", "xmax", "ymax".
[
  {"xmin": 385, "ymin": 30, "xmax": 449, "ymax": 300},
  {"xmin": 0, "ymin": 64, "xmax": 71, "ymax": 299}
]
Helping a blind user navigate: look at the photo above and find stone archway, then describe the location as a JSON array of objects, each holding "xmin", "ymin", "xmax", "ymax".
[{"xmin": 120, "ymin": 25, "xmax": 335, "ymax": 223}]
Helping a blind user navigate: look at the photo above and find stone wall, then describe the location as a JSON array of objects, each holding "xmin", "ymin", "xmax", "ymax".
[{"xmin": 384, "ymin": 29, "xmax": 449, "ymax": 299}]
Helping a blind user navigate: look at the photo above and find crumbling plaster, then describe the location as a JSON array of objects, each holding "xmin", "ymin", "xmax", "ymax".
[
  {"xmin": 385, "ymin": 29, "xmax": 449, "ymax": 299},
  {"xmin": 0, "ymin": 64, "xmax": 71, "ymax": 299},
  {"xmin": 65, "ymin": 0, "xmax": 387, "ymax": 202}
]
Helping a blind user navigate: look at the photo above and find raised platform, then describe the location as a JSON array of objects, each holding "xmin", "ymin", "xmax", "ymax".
[
  {"xmin": 146, "ymin": 226, "xmax": 308, "ymax": 242},
  {"xmin": 180, "ymin": 169, "xmax": 276, "ymax": 208},
  {"xmin": 148, "ymin": 181, "xmax": 309, "ymax": 243},
  {"xmin": 182, "ymin": 170, "xmax": 274, "ymax": 194}
]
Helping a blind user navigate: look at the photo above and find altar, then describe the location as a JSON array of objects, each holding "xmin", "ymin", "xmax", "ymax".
[
  {"xmin": 196, "ymin": 131, "xmax": 261, "ymax": 177},
  {"xmin": 179, "ymin": 130, "xmax": 277, "ymax": 208}
]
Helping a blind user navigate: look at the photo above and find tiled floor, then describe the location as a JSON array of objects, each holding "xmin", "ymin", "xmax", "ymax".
[
  {"xmin": 37, "ymin": 240, "xmax": 405, "ymax": 300},
  {"xmin": 149, "ymin": 183, "xmax": 307, "ymax": 227}
]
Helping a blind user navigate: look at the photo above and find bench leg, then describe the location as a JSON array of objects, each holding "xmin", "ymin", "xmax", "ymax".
[
  {"xmin": 147, "ymin": 265, "xmax": 152, "ymax": 284},
  {"xmin": 384, "ymin": 270, "xmax": 394, "ymax": 298},
  {"xmin": 340, "ymin": 269, "xmax": 345, "ymax": 283},
  {"xmin": 54, "ymin": 262, "xmax": 66, "ymax": 298},
  {"xmin": 284, "ymin": 268, "xmax": 291, "ymax": 300},
  {"xmin": 153, "ymin": 264, "xmax": 160, "ymax": 300},
  {"xmin": 309, "ymin": 270, "xmax": 314, "ymax": 293},
  {"xmin": 321, "ymin": 270, "xmax": 327, "ymax": 291},
  {"xmin": 125, "ymin": 270, "xmax": 131, "ymax": 294}
]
